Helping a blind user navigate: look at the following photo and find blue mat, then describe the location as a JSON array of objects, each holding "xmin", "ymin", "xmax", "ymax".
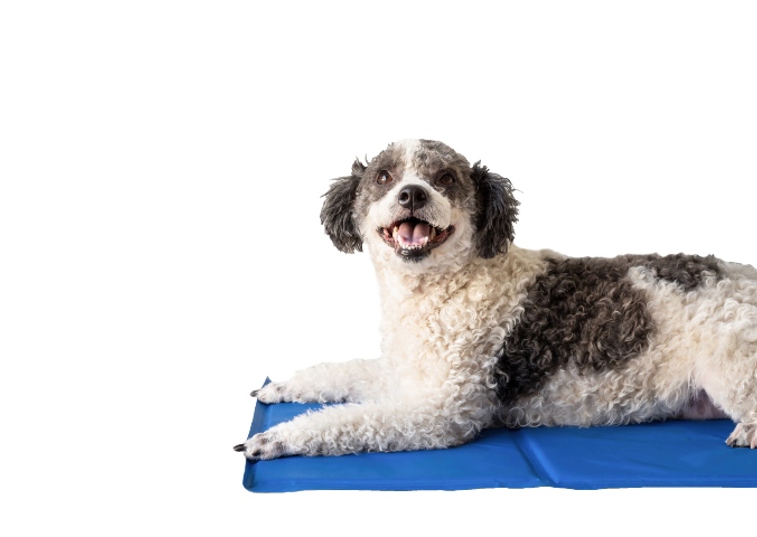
[{"xmin": 242, "ymin": 382, "xmax": 757, "ymax": 492}]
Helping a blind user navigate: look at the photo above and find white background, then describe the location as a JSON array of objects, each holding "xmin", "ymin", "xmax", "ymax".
[{"xmin": 2, "ymin": 1, "xmax": 756, "ymax": 535}]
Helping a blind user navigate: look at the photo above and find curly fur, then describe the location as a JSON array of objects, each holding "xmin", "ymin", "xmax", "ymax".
[
  {"xmin": 235, "ymin": 139, "xmax": 757, "ymax": 461},
  {"xmin": 320, "ymin": 160, "xmax": 365, "ymax": 253}
]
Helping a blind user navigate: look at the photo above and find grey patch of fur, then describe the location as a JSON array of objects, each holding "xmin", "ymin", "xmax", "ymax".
[
  {"xmin": 352, "ymin": 143, "xmax": 408, "ymax": 220},
  {"xmin": 620, "ymin": 253, "xmax": 722, "ymax": 291},
  {"xmin": 411, "ymin": 140, "xmax": 474, "ymax": 205},
  {"xmin": 495, "ymin": 253, "xmax": 722, "ymax": 404}
]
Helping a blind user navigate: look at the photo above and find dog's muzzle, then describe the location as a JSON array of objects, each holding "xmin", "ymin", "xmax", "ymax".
[{"xmin": 377, "ymin": 185, "xmax": 455, "ymax": 261}]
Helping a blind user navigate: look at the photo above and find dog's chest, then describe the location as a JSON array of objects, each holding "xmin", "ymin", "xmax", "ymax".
[{"xmin": 378, "ymin": 249, "xmax": 548, "ymax": 377}]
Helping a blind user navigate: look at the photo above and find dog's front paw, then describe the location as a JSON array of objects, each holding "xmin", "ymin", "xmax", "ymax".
[
  {"xmin": 251, "ymin": 382, "xmax": 290, "ymax": 404},
  {"xmin": 233, "ymin": 431, "xmax": 288, "ymax": 461}
]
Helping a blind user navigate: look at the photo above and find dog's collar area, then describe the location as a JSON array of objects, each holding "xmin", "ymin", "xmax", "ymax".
[{"xmin": 378, "ymin": 217, "xmax": 454, "ymax": 261}]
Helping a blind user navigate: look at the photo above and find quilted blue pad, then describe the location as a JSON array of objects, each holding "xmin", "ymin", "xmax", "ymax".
[{"xmin": 242, "ymin": 383, "xmax": 757, "ymax": 492}]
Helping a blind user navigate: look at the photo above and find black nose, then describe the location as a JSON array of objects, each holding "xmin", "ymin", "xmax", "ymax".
[{"xmin": 397, "ymin": 185, "xmax": 428, "ymax": 211}]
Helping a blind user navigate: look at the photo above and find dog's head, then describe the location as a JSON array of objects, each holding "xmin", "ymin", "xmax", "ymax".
[{"xmin": 321, "ymin": 140, "xmax": 518, "ymax": 269}]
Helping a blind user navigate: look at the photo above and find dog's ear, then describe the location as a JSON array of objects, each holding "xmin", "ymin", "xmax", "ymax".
[
  {"xmin": 471, "ymin": 161, "xmax": 519, "ymax": 258},
  {"xmin": 320, "ymin": 159, "xmax": 365, "ymax": 253}
]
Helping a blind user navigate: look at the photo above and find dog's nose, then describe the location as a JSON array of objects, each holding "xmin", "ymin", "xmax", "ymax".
[{"xmin": 397, "ymin": 185, "xmax": 428, "ymax": 211}]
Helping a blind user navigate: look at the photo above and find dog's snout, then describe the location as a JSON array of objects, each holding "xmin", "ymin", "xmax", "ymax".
[{"xmin": 398, "ymin": 185, "xmax": 428, "ymax": 211}]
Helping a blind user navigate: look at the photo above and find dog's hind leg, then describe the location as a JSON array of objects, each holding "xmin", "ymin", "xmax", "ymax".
[
  {"xmin": 694, "ymin": 277, "xmax": 757, "ymax": 448},
  {"xmin": 697, "ymin": 343, "xmax": 757, "ymax": 448},
  {"xmin": 252, "ymin": 358, "xmax": 388, "ymax": 404},
  {"xmin": 726, "ymin": 412, "xmax": 757, "ymax": 448}
]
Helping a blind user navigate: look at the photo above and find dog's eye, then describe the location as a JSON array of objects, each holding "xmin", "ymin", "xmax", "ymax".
[
  {"xmin": 377, "ymin": 171, "xmax": 393, "ymax": 185},
  {"xmin": 438, "ymin": 173, "xmax": 455, "ymax": 187}
]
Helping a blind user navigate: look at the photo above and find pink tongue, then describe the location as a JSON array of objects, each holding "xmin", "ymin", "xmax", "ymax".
[{"xmin": 398, "ymin": 221, "xmax": 431, "ymax": 245}]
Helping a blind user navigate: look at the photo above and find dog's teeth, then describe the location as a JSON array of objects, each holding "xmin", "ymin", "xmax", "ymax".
[
  {"xmin": 392, "ymin": 227, "xmax": 399, "ymax": 241},
  {"xmin": 430, "ymin": 228, "xmax": 437, "ymax": 241}
]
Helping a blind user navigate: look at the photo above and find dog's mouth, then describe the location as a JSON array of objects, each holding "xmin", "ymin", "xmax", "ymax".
[{"xmin": 378, "ymin": 217, "xmax": 455, "ymax": 261}]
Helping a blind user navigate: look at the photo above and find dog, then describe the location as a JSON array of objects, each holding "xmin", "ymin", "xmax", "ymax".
[{"xmin": 235, "ymin": 139, "xmax": 757, "ymax": 461}]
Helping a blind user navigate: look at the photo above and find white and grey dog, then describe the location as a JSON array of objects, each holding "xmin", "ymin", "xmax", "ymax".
[{"xmin": 235, "ymin": 139, "xmax": 757, "ymax": 461}]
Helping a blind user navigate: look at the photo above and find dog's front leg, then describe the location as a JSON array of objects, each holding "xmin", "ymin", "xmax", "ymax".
[
  {"xmin": 252, "ymin": 358, "xmax": 387, "ymax": 404},
  {"xmin": 234, "ymin": 399, "xmax": 484, "ymax": 460}
]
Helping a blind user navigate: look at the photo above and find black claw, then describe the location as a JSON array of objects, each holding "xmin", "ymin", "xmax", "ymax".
[
  {"xmin": 250, "ymin": 389, "xmax": 258, "ymax": 398},
  {"xmin": 233, "ymin": 444, "xmax": 246, "ymax": 452}
]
